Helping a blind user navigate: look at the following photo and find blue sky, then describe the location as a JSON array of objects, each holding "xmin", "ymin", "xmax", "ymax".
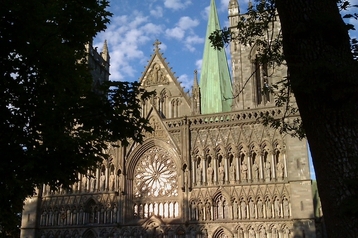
[
  {"xmin": 94, "ymin": 0, "xmax": 249, "ymax": 91},
  {"xmin": 94, "ymin": 0, "xmax": 358, "ymax": 89},
  {"xmin": 94, "ymin": 0, "xmax": 358, "ymax": 180}
]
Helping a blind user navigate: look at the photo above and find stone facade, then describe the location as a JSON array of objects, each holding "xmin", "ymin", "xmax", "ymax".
[{"xmin": 21, "ymin": 1, "xmax": 318, "ymax": 237}]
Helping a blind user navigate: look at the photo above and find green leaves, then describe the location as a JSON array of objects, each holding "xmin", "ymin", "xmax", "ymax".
[{"xmin": 0, "ymin": 0, "xmax": 152, "ymax": 235}]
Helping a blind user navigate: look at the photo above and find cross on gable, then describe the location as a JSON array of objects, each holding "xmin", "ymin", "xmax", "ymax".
[{"xmin": 153, "ymin": 39, "xmax": 161, "ymax": 51}]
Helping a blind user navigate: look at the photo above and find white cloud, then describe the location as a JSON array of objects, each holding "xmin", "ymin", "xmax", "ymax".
[
  {"xmin": 178, "ymin": 74, "xmax": 192, "ymax": 92},
  {"xmin": 164, "ymin": 0, "xmax": 192, "ymax": 10},
  {"xmin": 219, "ymin": 0, "xmax": 230, "ymax": 12},
  {"xmin": 178, "ymin": 16, "xmax": 199, "ymax": 29},
  {"xmin": 165, "ymin": 27, "xmax": 185, "ymax": 40},
  {"xmin": 195, "ymin": 59, "xmax": 202, "ymax": 73},
  {"xmin": 184, "ymin": 35, "xmax": 204, "ymax": 52},
  {"xmin": 201, "ymin": 5, "xmax": 210, "ymax": 20},
  {"xmin": 94, "ymin": 11, "xmax": 164, "ymax": 81},
  {"xmin": 150, "ymin": 6, "xmax": 163, "ymax": 18},
  {"xmin": 165, "ymin": 16, "xmax": 202, "ymax": 51}
]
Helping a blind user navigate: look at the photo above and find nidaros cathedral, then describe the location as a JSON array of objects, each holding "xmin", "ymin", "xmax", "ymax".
[{"xmin": 21, "ymin": 0, "xmax": 321, "ymax": 237}]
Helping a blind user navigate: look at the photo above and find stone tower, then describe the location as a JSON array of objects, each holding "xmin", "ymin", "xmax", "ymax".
[
  {"xmin": 229, "ymin": 0, "xmax": 286, "ymax": 111},
  {"xmin": 21, "ymin": 1, "xmax": 318, "ymax": 238}
]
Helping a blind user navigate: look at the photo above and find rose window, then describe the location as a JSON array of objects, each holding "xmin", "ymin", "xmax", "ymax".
[{"xmin": 134, "ymin": 148, "xmax": 178, "ymax": 198}]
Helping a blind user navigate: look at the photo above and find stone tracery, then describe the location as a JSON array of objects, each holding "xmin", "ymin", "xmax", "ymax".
[{"xmin": 133, "ymin": 148, "xmax": 178, "ymax": 198}]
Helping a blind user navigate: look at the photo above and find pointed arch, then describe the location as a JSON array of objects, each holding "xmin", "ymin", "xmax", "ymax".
[
  {"xmin": 82, "ymin": 229, "xmax": 97, "ymax": 238},
  {"xmin": 126, "ymin": 139, "xmax": 181, "ymax": 180},
  {"xmin": 159, "ymin": 88, "xmax": 171, "ymax": 118},
  {"xmin": 212, "ymin": 227, "xmax": 233, "ymax": 238}
]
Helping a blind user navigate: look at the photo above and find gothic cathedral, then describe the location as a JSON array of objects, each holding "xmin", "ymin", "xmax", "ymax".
[{"xmin": 21, "ymin": 0, "xmax": 320, "ymax": 237}]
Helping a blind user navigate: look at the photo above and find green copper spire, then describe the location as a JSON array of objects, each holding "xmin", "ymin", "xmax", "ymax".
[{"xmin": 199, "ymin": 0, "xmax": 233, "ymax": 114}]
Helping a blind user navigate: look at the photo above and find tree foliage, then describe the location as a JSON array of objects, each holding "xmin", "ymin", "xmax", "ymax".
[
  {"xmin": 0, "ymin": 1, "xmax": 153, "ymax": 235},
  {"xmin": 211, "ymin": 0, "xmax": 358, "ymax": 237}
]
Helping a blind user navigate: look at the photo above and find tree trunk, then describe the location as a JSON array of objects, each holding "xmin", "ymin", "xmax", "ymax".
[{"xmin": 276, "ymin": 0, "xmax": 358, "ymax": 237}]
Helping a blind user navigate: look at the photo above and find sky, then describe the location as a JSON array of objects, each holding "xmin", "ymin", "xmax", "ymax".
[
  {"xmin": 93, "ymin": 0, "xmax": 358, "ymax": 180},
  {"xmin": 93, "ymin": 0, "xmax": 250, "ymax": 92}
]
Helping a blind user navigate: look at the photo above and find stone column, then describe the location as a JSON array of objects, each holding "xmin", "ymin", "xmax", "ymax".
[
  {"xmin": 271, "ymin": 153, "xmax": 276, "ymax": 180},
  {"xmin": 105, "ymin": 167, "xmax": 109, "ymax": 191},
  {"xmin": 247, "ymin": 154, "xmax": 252, "ymax": 182},
  {"xmin": 192, "ymin": 158, "xmax": 196, "ymax": 186},
  {"xmin": 224, "ymin": 156, "xmax": 229, "ymax": 183},
  {"xmin": 96, "ymin": 168, "xmax": 100, "ymax": 192},
  {"xmin": 235, "ymin": 157, "xmax": 240, "ymax": 182},
  {"xmin": 259, "ymin": 152, "xmax": 264, "ymax": 180},
  {"xmin": 283, "ymin": 151, "xmax": 288, "ymax": 178},
  {"xmin": 203, "ymin": 158, "xmax": 207, "ymax": 184},
  {"xmin": 213, "ymin": 157, "xmax": 218, "ymax": 184}
]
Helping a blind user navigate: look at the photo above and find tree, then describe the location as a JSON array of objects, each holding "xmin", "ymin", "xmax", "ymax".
[
  {"xmin": 211, "ymin": 0, "xmax": 358, "ymax": 237},
  {"xmin": 0, "ymin": 1, "xmax": 152, "ymax": 235}
]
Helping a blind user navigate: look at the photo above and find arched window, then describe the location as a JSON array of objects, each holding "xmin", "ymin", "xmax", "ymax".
[{"xmin": 254, "ymin": 58, "xmax": 269, "ymax": 105}]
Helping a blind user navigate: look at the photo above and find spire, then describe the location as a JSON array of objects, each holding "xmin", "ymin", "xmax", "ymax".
[
  {"xmin": 193, "ymin": 70, "xmax": 199, "ymax": 88},
  {"xmin": 199, "ymin": 0, "xmax": 233, "ymax": 114},
  {"xmin": 192, "ymin": 70, "xmax": 201, "ymax": 115},
  {"xmin": 101, "ymin": 40, "xmax": 110, "ymax": 62}
]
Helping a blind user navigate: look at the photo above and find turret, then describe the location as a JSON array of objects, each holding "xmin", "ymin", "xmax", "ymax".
[
  {"xmin": 101, "ymin": 40, "xmax": 110, "ymax": 64},
  {"xmin": 228, "ymin": 0, "xmax": 240, "ymax": 27}
]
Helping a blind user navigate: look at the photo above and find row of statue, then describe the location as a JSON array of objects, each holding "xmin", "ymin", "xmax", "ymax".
[
  {"xmin": 195, "ymin": 157, "xmax": 285, "ymax": 186},
  {"xmin": 39, "ymin": 225, "xmax": 292, "ymax": 238},
  {"xmin": 190, "ymin": 196, "xmax": 290, "ymax": 221},
  {"xmin": 40, "ymin": 204, "xmax": 119, "ymax": 227},
  {"xmin": 43, "ymin": 170, "xmax": 121, "ymax": 195},
  {"xmin": 237, "ymin": 226, "xmax": 291, "ymax": 238}
]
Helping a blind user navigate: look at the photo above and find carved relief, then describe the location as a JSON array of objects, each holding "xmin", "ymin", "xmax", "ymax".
[{"xmin": 145, "ymin": 63, "xmax": 169, "ymax": 86}]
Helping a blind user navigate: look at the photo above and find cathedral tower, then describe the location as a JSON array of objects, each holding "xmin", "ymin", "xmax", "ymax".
[
  {"xmin": 229, "ymin": 0, "xmax": 284, "ymax": 110},
  {"xmin": 199, "ymin": 0, "xmax": 233, "ymax": 114}
]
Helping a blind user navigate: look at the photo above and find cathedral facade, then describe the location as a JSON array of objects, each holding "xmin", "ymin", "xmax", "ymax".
[{"xmin": 21, "ymin": 0, "xmax": 318, "ymax": 237}]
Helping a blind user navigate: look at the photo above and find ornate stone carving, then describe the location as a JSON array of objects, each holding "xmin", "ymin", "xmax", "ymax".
[{"xmin": 134, "ymin": 148, "xmax": 178, "ymax": 198}]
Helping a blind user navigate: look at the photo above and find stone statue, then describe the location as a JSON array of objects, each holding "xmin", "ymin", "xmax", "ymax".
[
  {"xmin": 72, "ymin": 181, "xmax": 78, "ymax": 193},
  {"xmin": 109, "ymin": 172, "xmax": 115, "ymax": 191},
  {"xmin": 207, "ymin": 164, "xmax": 213, "ymax": 184},
  {"xmin": 265, "ymin": 160, "xmax": 271, "ymax": 180},
  {"xmin": 257, "ymin": 199, "xmax": 263, "ymax": 218},
  {"xmin": 284, "ymin": 227, "xmax": 290, "ymax": 238},
  {"xmin": 233, "ymin": 201, "xmax": 238, "ymax": 219},
  {"xmin": 198, "ymin": 202, "xmax": 204, "ymax": 221},
  {"xmin": 274, "ymin": 198, "xmax": 281, "ymax": 218},
  {"xmin": 218, "ymin": 163, "xmax": 225, "ymax": 183},
  {"xmin": 249, "ymin": 228, "xmax": 256, "ymax": 238},
  {"xmin": 241, "ymin": 160, "xmax": 248, "ymax": 180},
  {"xmin": 252, "ymin": 159, "xmax": 259, "ymax": 180},
  {"xmin": 266, "ymin": 198, "xmax": 272, "ymax": 218},
  {"xmin": 229, "ymin": 163, "xmax": 236, "ymax": 182},
  {"xmin": 196, "ymin": 164, "xmax": 202, "ymax": 184},
  {"xmin": 206, "ymin": 202, "xmax": 211, "ymax": 220},
  {"xmin": 276, "ymin": 160, "xmax": 284, "ymax": 179},
  {"xmin": 260, "ymin": 228, "xmax": 267, "ymax": 238},
  {"xmin": 81, "ymin": 174, "xmax": 87, "ymax": 191},
  {"xmin": 283, "ymin": 198, "xmax": 289, "ymax": 217},
  {"xmin": 90, "ymin": 176, "xmax": 96, "ymax": 192},
  {"xmin": 249, "ymin": 199, "xmax": 255, "ymax": 218},
  {"xmin": 100, "ymin": 172, "xmax": 106, "ymax": 191},
  {"xmin": 240, "ymin": 201, "xmax": 247, "ymax": 219}
]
